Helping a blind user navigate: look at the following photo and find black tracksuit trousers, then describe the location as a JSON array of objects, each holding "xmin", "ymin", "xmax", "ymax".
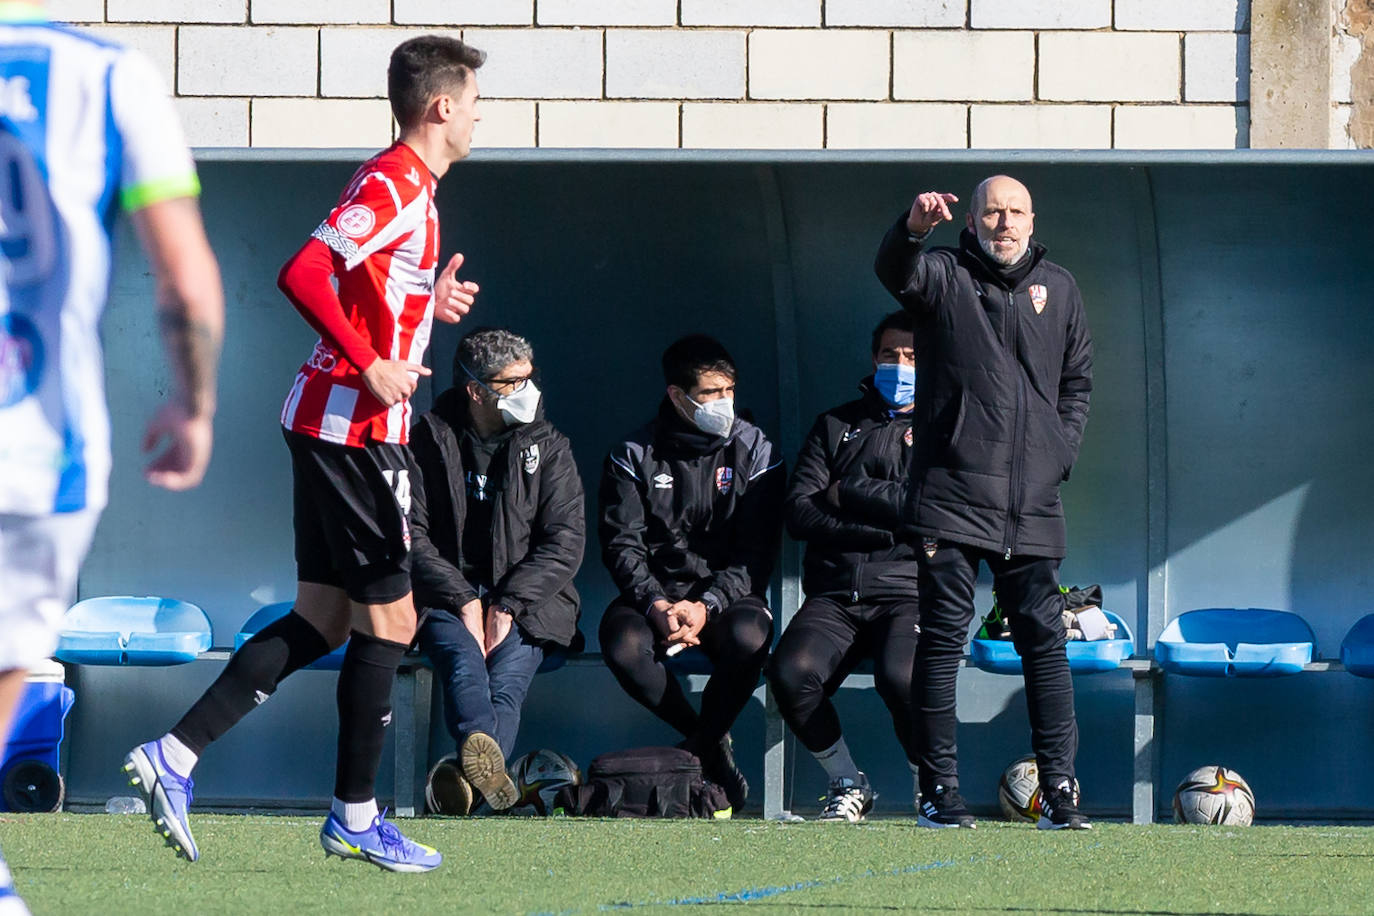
[
  {"xmin": 915, "ymin": 542, "xmax": 1078, "ymax": 795},
  {"xmin": 600, "ymin": 595, "xmax": 773, "ymax": 752},
  {"xmin": 766, "ymin": 596, "xmax": 920, "ymax": 765}
]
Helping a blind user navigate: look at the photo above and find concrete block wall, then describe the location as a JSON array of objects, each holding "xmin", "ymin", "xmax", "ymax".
[{"xmin": 55, "ymin": 1, "xmax": 1251, "ymax": 150}]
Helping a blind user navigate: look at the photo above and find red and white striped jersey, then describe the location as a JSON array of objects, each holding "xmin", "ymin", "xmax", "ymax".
[{"xmin": 280, "ymin": 142, "xmax": 439, "ymax": 446}]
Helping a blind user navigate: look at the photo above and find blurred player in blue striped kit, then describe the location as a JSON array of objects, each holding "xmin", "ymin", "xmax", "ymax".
[{"xmin": 0, "ymin": 2, "xmax": 225, "ymax": 911}]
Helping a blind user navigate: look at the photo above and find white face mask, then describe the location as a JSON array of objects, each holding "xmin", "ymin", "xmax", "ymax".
[
  {"xmin": 685, "ymin": 394, "xmax": 734, "ymax": 437},
  {"xmin": 498, "ymin": 382, "xmax": 541, "ymax": 426}
]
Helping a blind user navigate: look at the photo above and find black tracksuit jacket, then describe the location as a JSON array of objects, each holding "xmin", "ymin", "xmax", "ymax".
[
  {"xmin": 409, "ymin": 388, "xmax": 585, "ymax": 648},
  {"xmin": 874, "ymin": 219, "xmax": 1093, "ymax": 558},
  {"xmin": 786, "ymin": 380, "xmax": 919, "ymax": 603},
  {"xmin": 599, "ymin": 399, "xmax": 785, "ymax": 612}
]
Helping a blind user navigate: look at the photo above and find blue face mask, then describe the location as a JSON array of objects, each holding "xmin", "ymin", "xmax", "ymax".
[{"xmin": 874, "ymin": 363, "xmax": 916, "ymax": 407}]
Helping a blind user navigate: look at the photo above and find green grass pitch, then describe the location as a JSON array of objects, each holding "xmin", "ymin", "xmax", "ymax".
[{"xmin": 5, "ymin": 814, "xmax": 1374, "ymax": 914}]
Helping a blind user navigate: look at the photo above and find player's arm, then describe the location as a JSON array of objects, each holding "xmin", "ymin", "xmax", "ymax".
[
  {"xmin": 598, "ymin": 449, "xmax": 669, "ymax": 613},
  {"xmin": 110, "ymin": 46, "xmax": 225, "ymax": 490},
  {"xmin": 277, "ymin": 239, "xmax": 430, "ymax": 406},
  {"xmin": 786, "ymin": 416, "xmax": 894, "ymax": 547},
  {"xmin": 432, "ymin": 252, "xmax": 479, "ymax": 325},
  {"xmin": 129, "ymin": 197, "xmax": 224, "ymax": 490},
  {"xmin": 1057, "ymin": 282, "xmax": 1093, "ymax": 479},
  {"xmin": 707, "ymin": 442, "xmax": 786, "ymax": 610}
]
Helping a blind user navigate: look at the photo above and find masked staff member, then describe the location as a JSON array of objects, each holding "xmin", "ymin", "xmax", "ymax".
[
  {"xmin": 874, "ymin": 175, "xmax": 1093, "ymax": 830},
  {"xmin": 598, "ymin": 334, "xmax": 785, "ymax": 811},
  {"xmin": 767, "ymin": 310, "xmax": 920, "ymax": 822},
  {"xmin": 411, "ymin": 327, "xmax": 584, "ymax": 814}
]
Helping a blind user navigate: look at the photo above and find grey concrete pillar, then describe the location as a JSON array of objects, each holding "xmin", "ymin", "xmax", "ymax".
[{"xmin": 1250, "ymin": 0, "xmax": 1333, "ymax": 147}]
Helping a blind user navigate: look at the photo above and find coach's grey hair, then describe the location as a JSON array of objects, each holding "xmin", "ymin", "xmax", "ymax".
[{"xmin": 455, "ymin": 327, "xmax": 534, "ymax": 384}]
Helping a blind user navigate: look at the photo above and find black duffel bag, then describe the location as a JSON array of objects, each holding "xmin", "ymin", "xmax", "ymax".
[{"xmin": 553, "ymin": 746, "xmax": 731, "ymax": 818}]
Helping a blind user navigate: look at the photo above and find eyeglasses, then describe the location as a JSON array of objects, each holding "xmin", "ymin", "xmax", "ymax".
[{"xmin": 482, "ymin": 368, "xmax": 539, "ymax": 395}]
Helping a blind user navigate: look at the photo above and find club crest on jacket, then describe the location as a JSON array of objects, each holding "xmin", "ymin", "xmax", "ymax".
[
  {"xmin": 715, "ymin": 466, "xmax": 733, "ymax": 495},
  {"xmin": 1029, "ymin": 284, "xmax": 1048, "ymax": 314},
  {"xmin": 522, "ymin": 443, "xmax": 540, "ymax": 475}
]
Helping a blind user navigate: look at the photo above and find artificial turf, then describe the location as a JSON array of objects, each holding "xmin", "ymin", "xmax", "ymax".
[{"xmin": 4, "ymin": 813, "xmax": 1373, "ymax": 914}]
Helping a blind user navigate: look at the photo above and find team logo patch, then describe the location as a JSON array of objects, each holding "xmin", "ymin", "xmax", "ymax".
[
  {"xmin": 923, "ymin": 538, "xmax": 939, "ymax": 559},
  {"xmin": 653, "ymin": 472, "xmax": 674, "ymax": 490},
  {"xmin": 904, "ymin": 427, "xmax": 913, "ymax": 447},
  {"xmin": 522, "ymin": 443, "xmax": 540, "ymax": 475},
  {"xmin": 716, "ymin": 466, "xmax": 734, "ymax": 495},
  {"xmin": 1029, "ymin": 284, "xmax": 1048, "ymax": 315},
  {"xmin": 337, "ymin": 203, "xmax": 376, "ymax": 238}
]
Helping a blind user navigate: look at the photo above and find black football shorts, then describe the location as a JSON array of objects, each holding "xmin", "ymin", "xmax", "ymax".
[{"xmin": 283, "ymin": 428, "xmax": 413, "ymax": 605}]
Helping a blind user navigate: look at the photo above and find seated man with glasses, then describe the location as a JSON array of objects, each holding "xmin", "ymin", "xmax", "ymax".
[
  {"xmin": 410, "ymin": 327, "xmax": 585, "ymax": 814},
  {"xmin": 598, "ymin": 334, "xmax": 785, "ymax": 811}
]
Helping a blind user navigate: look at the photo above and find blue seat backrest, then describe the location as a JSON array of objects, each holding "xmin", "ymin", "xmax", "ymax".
[{"xmin": 1167, "ymin": 608, "xmax": 1315, "ymax": 652}]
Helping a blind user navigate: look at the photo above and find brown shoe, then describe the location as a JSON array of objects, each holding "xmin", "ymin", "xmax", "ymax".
[{"xmin": 460, "ymin": 732, "xmax": 519, "ymax": 810}]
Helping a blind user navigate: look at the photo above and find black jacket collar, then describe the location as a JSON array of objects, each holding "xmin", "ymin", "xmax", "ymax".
[
  {"xmin": 431, "ymin": 386, "xmax": 547, "ymax": 448},
  {"xmin": 653, "ymin": 396, "xmax": 730, "ymax": 457},
  {"xmin": 959, "ymin": 228, "xmax": 1047, "ymax": 291}
]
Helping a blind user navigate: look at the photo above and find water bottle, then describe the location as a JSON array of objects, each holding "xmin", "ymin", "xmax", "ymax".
[{"xmin": 105, "ymin": 795, "xmax": 146, "ymax": 814}]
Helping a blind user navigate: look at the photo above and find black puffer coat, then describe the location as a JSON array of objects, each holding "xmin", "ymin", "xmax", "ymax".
[
  {"xmin": 785, "ymin": 381, "xmax": 919, "ymax": 602},
  {"xmin": 409, "ymin": 388, "xmax": 584, "ymax": 647},
  {"xmin": 874, "ymin": 218, "xmax": 1092, "ymax": 558}
]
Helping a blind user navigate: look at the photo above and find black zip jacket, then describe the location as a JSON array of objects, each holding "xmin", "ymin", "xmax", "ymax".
[
  {"xmin": 409, "ymin": 388, "xmax": 584, "ymax": 647},
  {"xmin": 786, "ymin": 380, "xmax": 919, "ymax": 602},
  {"xmin": 874, "ymin": 217, "xmax": 1093, "ymax": 558},
  {"xmin": 599, "ymin": 399, "xmax": 785, "ymax": 613}
]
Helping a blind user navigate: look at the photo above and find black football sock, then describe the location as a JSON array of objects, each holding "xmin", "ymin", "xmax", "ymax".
[
  {"xmin": 334, "ymin": 631, "xmax": 407, "ymax": 803},
  {"xmin": 171, "ymin": 611, "xmax": 332, "ymax": 754}
]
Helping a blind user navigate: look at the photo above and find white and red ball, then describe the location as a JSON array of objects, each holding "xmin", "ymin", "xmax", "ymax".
[{"xmin": 1173, "ymin": 765, "xmax": 1255, "ymax": 826}]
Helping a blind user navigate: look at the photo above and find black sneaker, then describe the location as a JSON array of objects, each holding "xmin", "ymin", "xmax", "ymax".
[
  {"xmin": 701, "ymin": 734, "xmax": 749, "ymax": 811},
  {"xmin": 817, "ymin": 774, "xmax": 875, "ymax": 823},
  {"xmin": 917, "ymin": 785, "xmax": 976, "ymax": 828},
  {"xmin": 1037, "ymin": 779, "xmax": 1091, "ymax": 830}
]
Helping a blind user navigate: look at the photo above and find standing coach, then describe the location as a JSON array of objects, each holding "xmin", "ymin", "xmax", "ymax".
[{"xmin": 874, "ymin": 175, "xmax": 1092, "ymax": 830}]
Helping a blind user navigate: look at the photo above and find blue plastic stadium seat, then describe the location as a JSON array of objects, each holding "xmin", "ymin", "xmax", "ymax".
[
  {"xmin": 1340, "ymin": 613, "xmax": 1374, "ymax": 678},
  {"xmin": 1154, "ymin": 608, "xmax": 1315, "ymax": 678},
  {"xmin": 235, "ymin": 602, "xmax": 347, "ymax": 670},
  {"xmin": 56, "ymin": 596, "xmax": 212, "ymax": 666},
  {"xmin": 970, "ymin": 611, "xmax": 1135, "ymax": 675}
]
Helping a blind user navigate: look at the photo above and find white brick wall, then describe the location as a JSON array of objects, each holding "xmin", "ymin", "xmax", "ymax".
[
  {"xmin": 970, "ymin": 104, "xmax": 1113, "ymax": 148},
  {"xmin": 251, "ymin": 1, "xmax": 390, "ymax": 25},
  {"xmin": 826, "ymin": 103, "xmax": 968, "ymax": 148},
  {"xmin": 681, "ymin": 0, "xmax": 819, "ymax": 27},
  {"xmin": 474, "ymin": 100, "xmax": 538, "ymax": 148},
  {"xmin": 179, "ymin": 27, "xmax": 318, "ymax": 96},
  {"xmin": 49, "ymin": 0, "xmax": 104, "ymax": 23},
  {"xmin": 970, "ymin": 0, "xmax": 1111, "ymax": 30},
  {"xmin": 58, "ymin": 8, "xmax": 1253, "ymax": 149},
  {"xmin": 537, "ymin": 0, "xmax": 676, "ymax": 26},
  {"xmin": 894, "ymin": 31, "xmax": 1035, "ymax": 102},
  {"xmin": 824, "ymin": 0, "xmax": 963, "ymax": 27},
  {"xmin": 1114, "ymin": 105, "xmax": 1242, "ymax": 148},
  {"xmin": 108, "ymin": 0, "xmax": 244, "ymax": 23},
  {"xmin": 749, "ymin": 30, "xmax": 889, "ymax": 101},
  {"xmin": 606, "ymin": 30, "xmax": 745, "ymax": 99},
  {"xmin": 175, "ymin": 97, "xmax": 250, "ymax": 146},
  {"xmin": 1185, "ymin": 33, "xmax": 1249, "ymax": 102},
  {"xmin": 252, "ymin": 98, "xmax": 393, "ymax": 147},
  {"xmin": 682, "ymin": 103, "xmax": 823, "ymax": 148},
  {"xmin": 538, "ymin": 101, "xmax": 679, "ymax": 147},
  {"xmin": 81, "ymin": 24, "xmax": 177, "ymax": 89},
  {"xmin": 1039, "ymin": 32, "xmax": 1181, "ymax": 102},
  {"xmin": 320, "ymin": 28, "xmax": 442, "ymax": 98},
  {"xmin": 465, "ymin": 28, "xmax": 603, "ymax": 99},
  {"xmin": 1116, "ymin": 0, "xmax": 1245, "ymax": 31},
  {"xmin": 393, "ymin": 1, "xmax": 532, "ymax": 26}
]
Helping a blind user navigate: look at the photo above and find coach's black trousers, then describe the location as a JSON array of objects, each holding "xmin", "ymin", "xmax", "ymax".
[
  {"xmin": 766, "ymin": 596, "xmax": 920, "ymax": 764},
  {"xmin": 915, "ymin": 543, "xmax": 1077, "ymax": 795},
  {"xmin": 599, "ymin": 596, "xmax": 772, "ymax": 751}
]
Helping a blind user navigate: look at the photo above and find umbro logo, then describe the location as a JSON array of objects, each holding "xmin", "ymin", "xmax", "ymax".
[
  {"xmin": 841, "ymin": 428, "xmax": 861, "ymax": 442},
  {"xmin": 381, "ymin": 711, "xmax": 393, "ymax": 727},
  {"xmin": 253, "ymin": 690, "xmax": 270, "ymax": 706},
  {"xmin": 653, "ymin": 473, "xmax": 673, "ymax": 489}
]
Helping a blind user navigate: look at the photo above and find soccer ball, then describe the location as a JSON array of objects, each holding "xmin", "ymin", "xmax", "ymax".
[
  {"xmin": 1173, "ymin": 765, "xmax": 1255, "ymax": 826},
  {"xmin": 508, "ymin": 748, "xmax": 581, "ymax": 815},
  {"xmin": 997, "ymin": 755, "xmax": 1080, "ymax": 822}
]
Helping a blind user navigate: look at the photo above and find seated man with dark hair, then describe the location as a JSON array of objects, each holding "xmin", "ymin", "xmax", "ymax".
[
  {"xmin": 598, "ymin": 334, "xmax": 785, "ymax": 810},
  {"xmin": 766, "ymin": 310, "xmax": 920, "ymax": 822},
  {"xmin": 411, "ymin": 327, "xmax": 585, "ymax": 814}
]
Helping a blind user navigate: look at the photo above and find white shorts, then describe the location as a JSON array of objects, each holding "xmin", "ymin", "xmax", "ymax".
[{"xmin": 0, "ymin": 510, "xmax": 100, "ymax": 671}]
